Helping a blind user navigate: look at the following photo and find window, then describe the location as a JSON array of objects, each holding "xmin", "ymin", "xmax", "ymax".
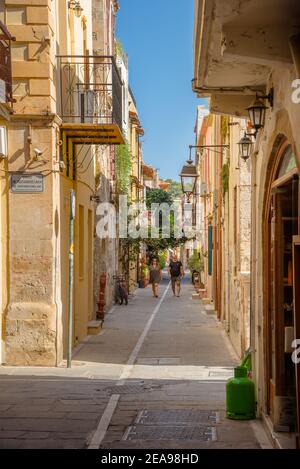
[{"xmin": 277, "ymin": 145, "xmax": 297, "ymax": 179}]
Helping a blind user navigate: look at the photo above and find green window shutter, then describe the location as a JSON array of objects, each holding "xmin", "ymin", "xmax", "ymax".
[{"xmin": 208, "ymin": 225, "xmax": 213, "ymax": 276}]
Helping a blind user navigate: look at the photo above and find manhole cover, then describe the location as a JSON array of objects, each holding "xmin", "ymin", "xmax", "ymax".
[
  {"xmin": 135, "ymin": 410, "xmax": 220, "ymax": 425},
  {"xmin": 123, "ymin": 425, "xmax": 217, "ymax": 441}
]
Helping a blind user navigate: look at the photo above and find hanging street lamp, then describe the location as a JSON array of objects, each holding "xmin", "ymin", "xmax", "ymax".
[
  {"xmin": 238, "ymin": 133, "xmax": 253, "ymax": 162},
  {"xmin": 179, "ymin": 157, "xmax": 199, "ymax": 202},
  {"xmin": 246, "ymin": 89, "xmax": 274, "ymax": 137}
]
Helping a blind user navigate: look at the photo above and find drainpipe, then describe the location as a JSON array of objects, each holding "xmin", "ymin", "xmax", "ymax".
[{"xmin": 250, "ymin": 149, "xmax": 258, "ymax": 407}]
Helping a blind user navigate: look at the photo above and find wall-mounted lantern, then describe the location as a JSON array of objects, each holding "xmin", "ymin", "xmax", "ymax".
[
  {"xmin": 238, "ymin": 134, "xmax": 253, "ymax": 162},
  {"xmin": 246, "ymin": 89, "xmax": 274, "ymax": 137},
  {"xmin": 68, "ymin": 0, "xmax": 84, "ymax": 17}
]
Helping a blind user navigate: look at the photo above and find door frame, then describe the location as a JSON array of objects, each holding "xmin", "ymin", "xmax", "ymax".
[{"xmin": 263, "ymin": 138, "xmax": 299, "ymax": 416}]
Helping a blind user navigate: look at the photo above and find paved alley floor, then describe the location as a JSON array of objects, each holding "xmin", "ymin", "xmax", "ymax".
[{"xmin": 0, "ymin": 276, "xmax": 272, "ymax": 449}]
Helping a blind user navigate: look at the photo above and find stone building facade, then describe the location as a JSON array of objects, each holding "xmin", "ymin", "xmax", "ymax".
[
  {"xmin": 194, "ymin": 110, "xmax": 251, "ymax": 358},
  {"xmin": 0, "ymin": 0, "xmax": 124, "ymax": 366},
  {"xmin": 193, "ymin": 0, "xmax": 300, "ymax": 448}
]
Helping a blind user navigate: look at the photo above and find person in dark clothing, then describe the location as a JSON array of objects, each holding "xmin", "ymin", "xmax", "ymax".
[{"xmin": 168, "ymin": 254, "xmax": 184, "ymax": 297}]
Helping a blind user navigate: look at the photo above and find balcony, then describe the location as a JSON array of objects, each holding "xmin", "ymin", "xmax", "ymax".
[
  {"xmin": 0, "ymin": 21, "xmax": 15, "ymax": 117},
  {"xmin": 57, "ymin": 55, "xmax": 124, "ymax": 144}
]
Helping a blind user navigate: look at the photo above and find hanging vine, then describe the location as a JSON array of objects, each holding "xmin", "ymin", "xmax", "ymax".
[
  {"xmin": 221, "ymin": 116, "xmax": 230, "ymax": 141},
  {"xmin": 222, "ymin": 161, "xmax": 230, "ymax": 199},
  {"xmin": 116, "ymin": 142, "xmax": 132, "ymax": 195}
]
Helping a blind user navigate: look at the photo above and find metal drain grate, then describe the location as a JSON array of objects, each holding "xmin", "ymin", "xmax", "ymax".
[
  {"xmin": 135, "ymin": 409, "xmax": 220, "ymax": 425},
  {"xmin": 104, "ymin": 384, "xmax": 161, "ymax": 395},
  {"xmin": 123, "ymin": 425, "xmax": 217, "ymax": 442}
]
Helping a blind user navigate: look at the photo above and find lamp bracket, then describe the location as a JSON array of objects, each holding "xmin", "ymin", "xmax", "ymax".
[
  {"xmin": 257, "ymin": 88, "xmax": 274, "ymax": 107},
  {"xmin": 245, "ymin": 130, "xmax": 258, "ymax": 139},
  {"xmin": 189, "ymin": 144, "xmax": 230, "ymax": 156}
]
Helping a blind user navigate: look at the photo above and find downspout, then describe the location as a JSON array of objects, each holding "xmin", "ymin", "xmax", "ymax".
[{"xmin": 250, "ymin": 150, "xmax": 258, "ymax": 407}]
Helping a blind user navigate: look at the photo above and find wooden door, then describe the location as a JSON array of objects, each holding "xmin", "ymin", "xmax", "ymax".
[{"xmin": 293, "ymin": 236, "xmax": 300, "ymax": 448}]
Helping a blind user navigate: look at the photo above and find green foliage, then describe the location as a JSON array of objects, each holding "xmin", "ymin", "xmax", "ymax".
[
  {"xmin": 222, "ymin": 161, "xmax": 230, "ymax": 198},
  {"xmin": 142, "ymin": 264, "xmax": 150, "ymax": 280},
  {"xmin": 221, "ymin": 116, "xmax": 230, "ymax": 141},
  {"xmin": 158, "ymin": 251, "xmax": 168, "ymax": 270},
  {"xmin": 165, "ymin": 179, "xmax": 183, "ymax": 199},
  {"xmin": 146, "ymin": 188, "xmax": 173, "ymax": 209},
  {"xmin": 188, "ymin": 250, "xmax": 204, "ymax": 273},
  {"xmin": 115, "ymin": 39, "xmax": 124, "ymax": 59},
  {"xmin": 116, "ymin": 142, "xmax": 132, "ymax": 195}
]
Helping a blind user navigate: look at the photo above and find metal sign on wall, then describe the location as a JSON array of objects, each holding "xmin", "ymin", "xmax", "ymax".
[{"xmin": 10, "ymin": 174, "xmax": 44, "ymax": 193}]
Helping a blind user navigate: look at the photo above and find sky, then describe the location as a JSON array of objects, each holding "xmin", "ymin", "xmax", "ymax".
[{"xmin": 116, "ymin": 0, "xmax": 207, "ymax": 182}]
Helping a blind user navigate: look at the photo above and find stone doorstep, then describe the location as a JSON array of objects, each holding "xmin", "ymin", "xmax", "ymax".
[
  {"xmin": 201, "ymin": 298, "xmax": 212, "ymax": 305},
  {"xmin": 87, "ymin": 321, "xmax": 103, "ymax": 336},
  {"xmin": 262, "ymin": 412, "xmax": 297, "ymax": 449},
  {"xmin": 192, "ymin": 294, "xmax": 201, "ymax": 300},
  {"xmin": 205, "ymin": 305, "xmax": 216, "ymax": 315}
]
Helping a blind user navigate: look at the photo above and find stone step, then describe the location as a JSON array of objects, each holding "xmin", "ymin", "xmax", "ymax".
[
  {"xmin": 87, "ymin": 320, "xmax": 103, "ymax": 335},
  {"xmin": 205, "ymin": 305, "xmax": 216, "ymax": 315},
  {"xmin": 192, "ymin": 294, "xmax": 201, "ymax": 300},
  {"xmin": 202, "ymin": 298, "xmax": 212, "ymax": 305}
]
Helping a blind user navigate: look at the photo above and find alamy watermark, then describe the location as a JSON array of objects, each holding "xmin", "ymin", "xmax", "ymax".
[
  {"xmin": 292, "ymin": 339, "xmax": 300, "ymax": 365},
  {"xmin": 95, "ymin": 196, "xmax": 202, "ymax": 241},
  {"xmin": 291, "ymin": 79, "xmax": 300, "ymax": 104}
]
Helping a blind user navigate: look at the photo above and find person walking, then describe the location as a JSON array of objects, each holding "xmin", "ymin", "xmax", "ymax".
[
  {"xmin": 168, "ymin": 254, "xmax": 184, "ymax": 297},
  {"xmin": 149, "ymin": 258, "xmax": 163, "ymax": 298}
]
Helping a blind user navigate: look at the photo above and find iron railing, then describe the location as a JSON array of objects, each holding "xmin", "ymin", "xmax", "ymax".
[
  {"xmin": 0, "ymin": 21, "xmax": 15, "ymax": 106},
  {"xmin": 57, "ymin": 55, "xmax": 123, "ymax": 130}
]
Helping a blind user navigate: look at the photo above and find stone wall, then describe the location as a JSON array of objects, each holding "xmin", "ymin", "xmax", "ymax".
[{"xmin": 5, "ymin": 120, "xmax": 60, "ymax": 366}]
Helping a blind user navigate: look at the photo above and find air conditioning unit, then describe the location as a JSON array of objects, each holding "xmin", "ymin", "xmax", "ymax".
[
  {"xmin": 0, "ymin": 80, "xmax": 6, "ymax": 103},
  {"xmin": 0, "ymin": 127, "xmax": 8, "ymax": 158},
  {"xmin": 79, "ymin": 90, "xmax": 95, "ymax": 124}
]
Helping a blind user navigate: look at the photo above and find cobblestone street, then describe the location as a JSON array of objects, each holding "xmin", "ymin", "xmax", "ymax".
[{"xmin": 0, "ymin": 276, "xmax": 272, "ymax": 449}]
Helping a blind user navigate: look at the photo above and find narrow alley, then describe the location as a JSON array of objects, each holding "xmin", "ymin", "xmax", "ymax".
[{"xmin": 0, "ymin": 276, "xmax": 271, "ymax": 449}]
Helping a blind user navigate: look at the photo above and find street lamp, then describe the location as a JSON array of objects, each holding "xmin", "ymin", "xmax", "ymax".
[
  {"xmin": 68, "ymin": 0, "xmax": 83, "ymax": 17},
  {"xmin": 179, "ymin": 157, "xmax": 198, "ymax": 202},
  {"xmin": 246, "ymin": 89, "xmax": 274, "ymax": 137},
  {"xmin": 238, "ymin": 133, "xmax": 253, "ymax": 162}
]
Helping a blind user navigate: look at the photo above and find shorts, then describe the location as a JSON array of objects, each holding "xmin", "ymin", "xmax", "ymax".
[{"xmin": 171, "ymin": 276, "xmax": 181, "ymax": 289}]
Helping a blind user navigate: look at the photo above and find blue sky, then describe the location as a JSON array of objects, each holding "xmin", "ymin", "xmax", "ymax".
[{"xmin": 117, "ymin": 0, "xmax": 207, "ymax": 181}]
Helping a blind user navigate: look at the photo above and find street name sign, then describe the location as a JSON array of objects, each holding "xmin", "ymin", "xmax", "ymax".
[{"xmin": 11, "ymin": 174, "xmax": 44, "ymax": 193}]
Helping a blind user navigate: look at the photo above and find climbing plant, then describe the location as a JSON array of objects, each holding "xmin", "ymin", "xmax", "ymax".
[
  {"xmin": 222, "ymin": 161, "xmax": 230, "ymax": 199},
  {"xmin": 115, "ymin": 39, "xmax": 124, "ymax": 59},
  {"xmin": 221, "ymin": 116, "xmax": 230, "ymax": 141},
  {"xmin": 116, "ymin": 142, "xmax": 132, "ymax": 195}
]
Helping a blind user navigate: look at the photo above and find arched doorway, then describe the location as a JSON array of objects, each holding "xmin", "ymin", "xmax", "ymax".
[{"xmin": 264, "ymin": 138, "xmax": 300, "ymax": 443}]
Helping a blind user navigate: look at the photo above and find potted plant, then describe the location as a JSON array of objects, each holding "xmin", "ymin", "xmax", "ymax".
[{"xmin": 188, "ymin": 250, "xmax": 204, "ymax": 288}]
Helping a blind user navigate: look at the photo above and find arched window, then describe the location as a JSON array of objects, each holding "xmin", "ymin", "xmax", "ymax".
[{"xmin": 277, "ymin": 145, "xmax": 297, "ymax": 179}]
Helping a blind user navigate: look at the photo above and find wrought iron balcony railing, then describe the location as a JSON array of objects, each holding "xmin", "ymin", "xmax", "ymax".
[
  {"xmin": 0, "ymin": 21, "xmax": 15, "ymax": 107},
  {"xmin": 57, "ymin": 55, "xmax": 123, "ymax": 130}
]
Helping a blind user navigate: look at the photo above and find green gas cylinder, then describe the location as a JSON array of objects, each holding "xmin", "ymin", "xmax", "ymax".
[{"xmin": 226, "ymin": 366, "xmax": 256, "ymax": 420}]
